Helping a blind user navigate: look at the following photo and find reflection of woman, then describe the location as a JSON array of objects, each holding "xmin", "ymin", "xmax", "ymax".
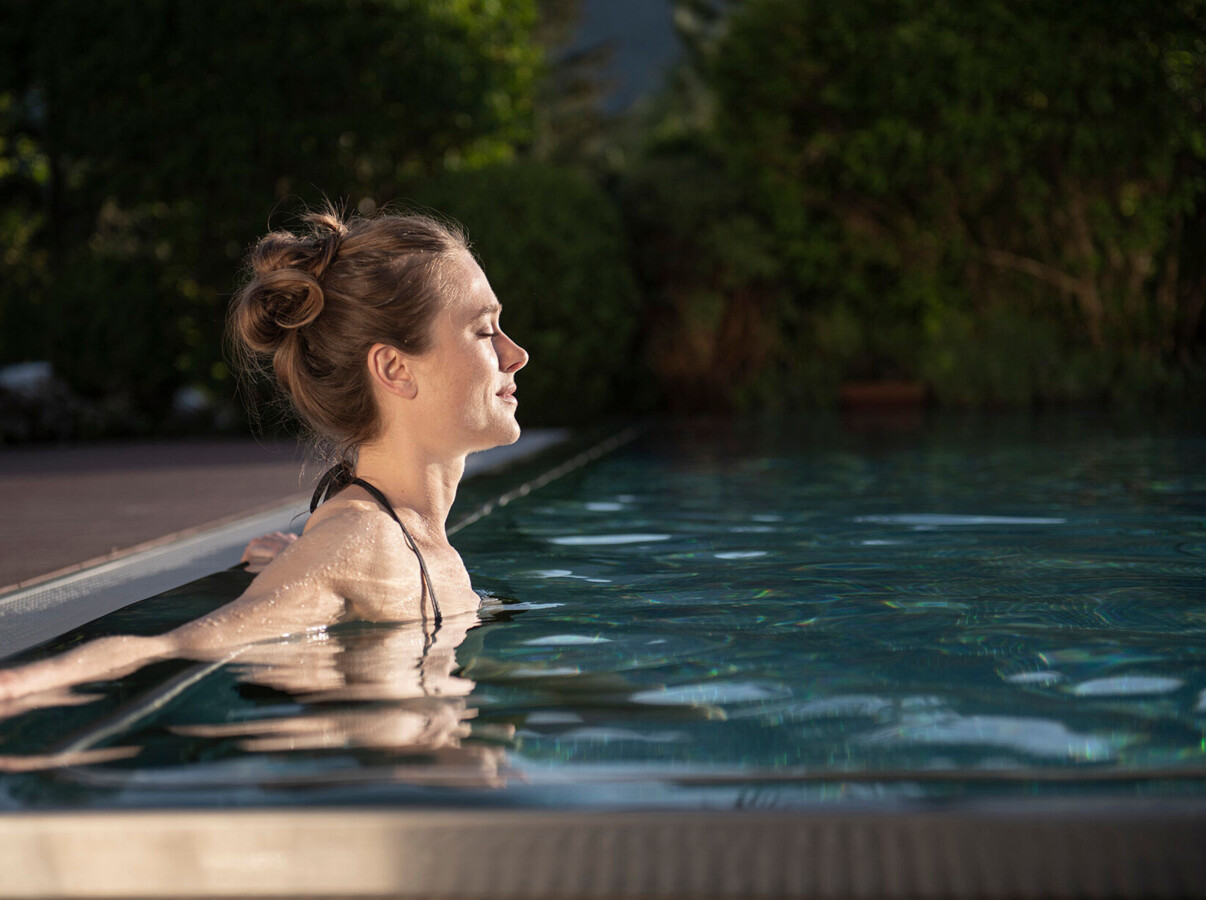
[
  {"xmin": 174, "ymin": 614, "xmax": 511, "ymax": 788},
  {"xmin": 0, "ymin": 206, "xmax": 528, "ymax": 703}
]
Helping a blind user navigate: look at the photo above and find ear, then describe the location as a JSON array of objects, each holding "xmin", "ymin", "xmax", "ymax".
[{"xmin": 366, "ymin": 343, "xmax": 417, "ymax": 400}]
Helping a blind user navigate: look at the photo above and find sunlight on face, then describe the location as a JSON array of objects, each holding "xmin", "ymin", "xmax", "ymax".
[{"xmin": 414, "ymin": 251, "xmax": 529, "ymax": 453}]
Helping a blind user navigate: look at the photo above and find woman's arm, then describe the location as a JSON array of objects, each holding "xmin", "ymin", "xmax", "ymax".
[
  {"xmin": 0, "ymin": 572, "xmax": 344, "ymax": 704},
  {"xmin": 0, "ymin": 507, "xmax": 417, "ymax": 705},
  {"xmin": 0, "ymin": 633, "xmax": 178, "ymax": 702}
]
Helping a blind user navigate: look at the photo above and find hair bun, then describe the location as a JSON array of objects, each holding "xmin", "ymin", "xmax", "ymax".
[
  {"xmin": 304, "ymin": 211, "xmax": 348, "ymax": 282},
  {"xmin": 233, "ymin": 231, "xmax": 333, "ymax": 354}
]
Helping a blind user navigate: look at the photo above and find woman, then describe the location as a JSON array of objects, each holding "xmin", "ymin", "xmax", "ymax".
[{"xmin": 0, "ymin": 206, "xmax": 528, "ymax": 702}]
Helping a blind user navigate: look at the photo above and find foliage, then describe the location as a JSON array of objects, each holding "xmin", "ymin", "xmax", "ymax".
[
  {"xmin": 406, "ymin": 161, "xmax": 645, "ymax": 424},
  {"xmin": 0, "ymin": 80, "xmax": 52, "ymax": 365},
  {"xmin": 620, "ymin": 138, "xmax": 797, "ymax": 410},
  {"xmin": 636, "ymin": 0, "xmax": 1206, "ymax": 407},
  {"xmin": 0, "ymin": 0, "xmax": 542, "ymax": 430},
  {"xmin": 4, "ymin": 0, "xmax": 1203, "ymax": 432},
  {"xmin": 530, "ymin": 0, "xmax": 617, "ymax": 166}
]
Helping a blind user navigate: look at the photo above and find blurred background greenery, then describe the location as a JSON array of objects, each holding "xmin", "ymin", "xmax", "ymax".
[{"xmin": 0, "ymin": 0, "xmax": 1202, "ymax": 441}]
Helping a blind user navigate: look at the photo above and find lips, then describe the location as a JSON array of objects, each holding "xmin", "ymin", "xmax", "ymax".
[{"xmin": 497, "ymin": 384, "xmax": 517, "ymax": 403}]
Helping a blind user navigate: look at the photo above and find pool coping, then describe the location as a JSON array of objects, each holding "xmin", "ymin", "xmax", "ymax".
[{"xmin": 3, "ymin": 802, "xmax": 1204, "ymax": 898}]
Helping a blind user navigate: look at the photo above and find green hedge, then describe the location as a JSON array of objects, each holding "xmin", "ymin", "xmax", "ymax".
[{"xmin": 627, "ymin": 0, "xmax": 1206, "ymax": 409}]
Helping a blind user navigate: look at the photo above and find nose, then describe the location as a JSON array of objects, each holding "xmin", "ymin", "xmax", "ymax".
[{"xmin": 500, "ymin": 331, "xmax": 528, "ymax": 373}]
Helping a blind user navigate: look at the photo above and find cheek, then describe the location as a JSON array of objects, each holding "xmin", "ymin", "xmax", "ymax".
[
  {"xmin": 473, "ymin": 340, "xmax": 500, "ymax": 376},
  {"xmin": 439, "ymin": 342, "xmax": 496, "ymax": 397}
]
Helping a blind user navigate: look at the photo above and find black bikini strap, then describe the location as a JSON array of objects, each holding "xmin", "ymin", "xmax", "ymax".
[
  {"xmin": 310, "ymin": 461, "xmax": 354, "ymax": 513},
  {"xmin": 350, "ymin": 476, "xmax": 443, "ymax": 627}
]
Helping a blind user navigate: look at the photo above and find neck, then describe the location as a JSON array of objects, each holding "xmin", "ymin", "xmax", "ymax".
[{"xmin": 353, "ymin": 438, "xmax": 465, "ymax": 541}]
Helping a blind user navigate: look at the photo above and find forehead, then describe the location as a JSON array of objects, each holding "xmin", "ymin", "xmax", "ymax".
[{"xmin": 442, "ymin": 251, "xmax": 499, "ymax": 318}]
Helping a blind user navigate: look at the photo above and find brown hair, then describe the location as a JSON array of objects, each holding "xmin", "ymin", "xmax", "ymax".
[{"xmin": 229, "ymin": 205, "xmax": 468, "ymax": 460}]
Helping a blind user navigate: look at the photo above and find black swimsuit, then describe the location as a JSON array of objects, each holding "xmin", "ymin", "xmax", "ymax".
[{"xmin": 310, "ymin": 464, "xmax": 442, "ymax": 629}]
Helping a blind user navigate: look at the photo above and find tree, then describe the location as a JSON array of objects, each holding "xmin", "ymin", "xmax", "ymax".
[{"xmin": 707, "ymin": 0, "xmax": 1206, "ymax": 402}]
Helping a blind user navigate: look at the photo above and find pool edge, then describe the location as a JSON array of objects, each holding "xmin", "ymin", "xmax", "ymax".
[{"xmin": 3, "ymin": 804, "xmax": 1204, "ymax": 898}]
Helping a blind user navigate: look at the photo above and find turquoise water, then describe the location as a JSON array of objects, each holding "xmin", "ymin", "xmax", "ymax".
[{"xmin": 3, "ymin": 414, "xmax": 1205, "ymax": 810}]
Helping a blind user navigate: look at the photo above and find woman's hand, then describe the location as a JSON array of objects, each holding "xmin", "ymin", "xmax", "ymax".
[{"xmin": 240, "ymin": 531, "xmax": 298, "ymax": 572}]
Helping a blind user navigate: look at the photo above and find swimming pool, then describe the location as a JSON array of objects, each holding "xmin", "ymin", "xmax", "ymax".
[{"xmin": 2, "ymin": 412, "xmax": 1204, "ymax": 817}]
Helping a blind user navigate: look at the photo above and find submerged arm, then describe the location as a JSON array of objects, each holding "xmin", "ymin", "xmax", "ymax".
[
  {"xmin": 0, "ymin": 508, "xmax": 413, "ymax": 704},
  {"xmin": 0, "ymin": 633, "xmax": 178, "ymax": 703},
  {"xmin": 0, "ymin": 577, "xmax": 344, "ymax": 704}
]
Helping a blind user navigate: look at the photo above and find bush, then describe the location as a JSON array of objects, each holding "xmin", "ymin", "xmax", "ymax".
[
  {"xmin": 618, "ymin": 141, "xmax": 797, "ymax": 411},
  {"xmin": 728, "ymin": 0, "xmax": 1206, "ymax": 400},
  {"xmin": 634, "ymin": 0, "xmax": 1206, "ymax": 407},
  {"xmin": 406, "ymin": 161, "xmax": 645, "ymax": 425},
  {"xmin": 45, "ymin": 251, "xmax": 187, "ymax": 425}
]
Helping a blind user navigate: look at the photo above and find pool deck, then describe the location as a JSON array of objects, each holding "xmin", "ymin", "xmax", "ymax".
[{"xmin": 0, "ymin": 439, "xmax": 320, "ymax": 592}]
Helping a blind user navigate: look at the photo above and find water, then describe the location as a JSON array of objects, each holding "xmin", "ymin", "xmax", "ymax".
[{"xmin": 2, "ymin": 413, "xmax": 1205, "ymax": 810}]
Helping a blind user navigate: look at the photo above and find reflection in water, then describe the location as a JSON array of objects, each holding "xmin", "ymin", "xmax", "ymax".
[
  {"xmin": 859, "ymin": 709, "xmax": 1123, "ymax": 761},
  {"xmin": 1, "ymin": 610, "xmax": 513, "ymax": 789}
]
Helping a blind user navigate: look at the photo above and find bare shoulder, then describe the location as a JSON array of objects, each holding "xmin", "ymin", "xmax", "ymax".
[
  {"xmin": 302, "ymin": 497, "xmax": 406, "ymax": 547},
  {"xmin": 295, "ymin": 498, "xmax": 424, "ymax": 619},
  {"xmin": 164, "ymin": 505, "xmax": 394, "ymax": 653}
]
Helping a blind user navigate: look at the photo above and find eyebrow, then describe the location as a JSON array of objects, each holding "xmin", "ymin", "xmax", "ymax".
[{"xmin": 473, "ymin": 302, "xmax": 502, "ymax": 318}]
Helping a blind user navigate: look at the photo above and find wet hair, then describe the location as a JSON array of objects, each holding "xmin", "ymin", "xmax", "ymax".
[{"xmin": 229, "ymin": 205, "xmax": 468, "ymax": 463}]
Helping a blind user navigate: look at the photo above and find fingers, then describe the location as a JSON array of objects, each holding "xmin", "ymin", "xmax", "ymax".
[{"xmin": 240, "ymin": 531, "xmax": 298, "ymax": 566}]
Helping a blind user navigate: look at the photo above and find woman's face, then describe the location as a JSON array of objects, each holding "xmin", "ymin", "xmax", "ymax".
[{"xmin": 413, "ymin": 251, "xmax": 529, "ymax": 453}]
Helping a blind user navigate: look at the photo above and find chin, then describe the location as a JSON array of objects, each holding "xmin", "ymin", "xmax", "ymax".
[
  {"xmin": 498, "ymin": 419, "xmax": 522, "ymax": 446},
  {"xmin": 469, "ymin": 418, "xmax": 521, "ymax": 453}
]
